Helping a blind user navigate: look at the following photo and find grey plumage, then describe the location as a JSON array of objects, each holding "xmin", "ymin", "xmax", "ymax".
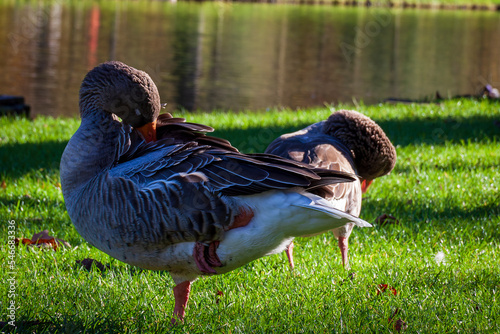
[
  {"xmin": 321, "ymin": 110, "xmax": 397, "ymax": 181},
  {"xmin": 265, "ymin": 110, "xmax": 396, "ymax": 268},
  {"xmin": 60, "ymin": 62, "xmax": 359, "ymax": 268},
  {"xmin": 266, "ymin": 121, "xmax": 361, "ymax": 215},
  {"xmin": 60, "ymin": 62, "xmax": 372, "ymax": 323}
]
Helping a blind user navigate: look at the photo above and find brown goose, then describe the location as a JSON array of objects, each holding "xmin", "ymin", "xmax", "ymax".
[
  {"xmin": 60, "ymin": 62, "xmax": 372, "ymax": 324},
  {"xmin": 265, "ymin": 110, "xmax": 396, "ymax": 269}
]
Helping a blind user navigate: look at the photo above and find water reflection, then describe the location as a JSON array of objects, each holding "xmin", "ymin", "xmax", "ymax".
[{"xmin": 0, "ymin": 1, "xmax": 499, "ymax": 117}]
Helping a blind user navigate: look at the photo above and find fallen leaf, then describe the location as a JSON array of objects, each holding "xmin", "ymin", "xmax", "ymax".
[
  {"xmin": 388, "ymin": 307, "xmax": 399, "ymax": 322},
  {"xmin": 76, "ymin": 258, "xmax": 108, "ymax": 272},
  {"xmin": 393, "ymin": 318, "xmax": 408, "ymax": 331},
  {"xmin": 215, "ymin": 290, "xmax": 224, "ymax": 304},
  {"xmin": 14, "ymin": 238, "xmax": 33, "ymax": 246},
  {"xmin": 375, "ymin": 214, "xmax": 400, "ymax": 226},
  {"xmin": 340, "ymin": 272, "xmax": 356, "ymax": 286},
  {"xmin": 377, "ymin": 284, "xmax": 397, "ymax": 296},
  {"xmin": 387, "ymin": 308, "xmax": 407, "ymax": 331},
  {"xmin": 15, "ymin": 230, "xmax": 70, "ymax": 250}
]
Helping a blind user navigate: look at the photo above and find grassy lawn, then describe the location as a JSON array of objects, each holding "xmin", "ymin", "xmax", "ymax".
[{"xmin": 0, "ymin": 99, "xmax": 499, "ymax": 333}]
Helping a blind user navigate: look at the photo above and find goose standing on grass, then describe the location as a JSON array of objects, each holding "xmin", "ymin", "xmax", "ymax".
[
  {"xmin": 60, "ymin": 61, "xmax": 372, "ymax": 324},
  {"xmin": 265, "ymin": 110, "xmax": 396, "ymax": 269}
]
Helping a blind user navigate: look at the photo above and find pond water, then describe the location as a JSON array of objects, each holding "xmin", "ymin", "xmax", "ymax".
[{"xmin": 0, "ymin": 1, "xmax": 499, "ymax": 117}]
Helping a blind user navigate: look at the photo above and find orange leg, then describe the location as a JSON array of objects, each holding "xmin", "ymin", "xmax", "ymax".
[
  {"xmin": 286, "ymin": 242, "xmax": 295, "ymax": 270},
  {"xmin": 338, "ymin": 236, "xmax": 349, "ymax": 268},
  {"xmin": 171, "ymin": 281, "xmax": 191, "ymax": 325}
]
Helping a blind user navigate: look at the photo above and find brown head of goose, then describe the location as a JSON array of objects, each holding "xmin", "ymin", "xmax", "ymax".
[
  {"xmin": 60, "ymin": 61, "xmax": 372, "ymax": 324},
  {"xmin": 266, "ymin": 110, "xmax": 396, "ymax": 269}
]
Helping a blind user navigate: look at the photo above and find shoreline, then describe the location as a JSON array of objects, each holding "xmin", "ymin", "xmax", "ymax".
[{"xmin": 226, "ymin": 0, "xmax": 500, "ymax": 11}]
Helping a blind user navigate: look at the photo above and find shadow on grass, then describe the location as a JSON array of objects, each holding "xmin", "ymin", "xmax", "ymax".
[
  {"xmin": 362, "ymin": 195, "xmax": 500, "ymax": 234},
  {"xmin": 0, "ymin": 141, "xmax": 67, "ymax": 178},
  {"xmin": 212, "ymin": 114, "xmax": 499, "ymax": 152},
  {"xmin": 393, "ymin": 159, "xmax": 499, "ymax": 174},
  {"xmin": 1, "ymin": 114, "xmax": 498, "ymax": 179},
  {"xmin": 375, "ymin": 115, "xmax": 500, "ymax": 147},
  {"xmin": 0, "ymin": 318, "xmax": 137, "ymax": 334},
  {"xmin": 0, "ymin": 195, "xmax": 64, "ymax": 208}
]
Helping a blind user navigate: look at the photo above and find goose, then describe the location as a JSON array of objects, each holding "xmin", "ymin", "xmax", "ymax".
[
  {"xmin": 60, "ymin": 61, "xmax": 372, "ymax": 324},
  {"xmin": 265, "ymin": 110, "xmax": 396, "ymax": 269}
]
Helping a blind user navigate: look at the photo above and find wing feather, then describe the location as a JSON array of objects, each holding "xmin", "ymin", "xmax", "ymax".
[
  {"xmin": 111, "ymin": 116, "xmax": 357, "ymax": 197},
  {"xmin": 97, "ymin": 115, "xmax": 362, "ymax": 247}
]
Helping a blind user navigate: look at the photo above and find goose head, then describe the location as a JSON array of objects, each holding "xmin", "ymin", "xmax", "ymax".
[
  {"xmin": 79, "ymin": 61, "xmax": 161, "ymax": 142},
  {"xmin": 322, "ymin": 110, "xmax": 397, "ymax": 192}
]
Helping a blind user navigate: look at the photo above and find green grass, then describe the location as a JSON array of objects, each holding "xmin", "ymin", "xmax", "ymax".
[{"xmin": 1, "ymin": 99, "xmax": 499, "ymax": 333}]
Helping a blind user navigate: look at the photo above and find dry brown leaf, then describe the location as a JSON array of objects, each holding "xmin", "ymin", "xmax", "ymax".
[
  {"xmin": 15, "ymin": 230, "xmax": 70, "ymax": 250},
  {"xmin": 1, "ymin": 180, "xmax": 6, "ymax": 189},
  {"xmin": 14, "ymin": 238, "xmax": 33, "ymax": 246},
  {"xmin": 394, "ymin": 318, "xmax": 408, "ymax": 331},
  {"xmin": 377, "ymin": 284, "xmax": 398, "ymax": 296},
  {"xmin": 215, "ymin": 290, "xmax": 224, "ymax": 304},
  {"xmin": 388, "ymin": 307, "xmax": 399, "ymax": 322},
  {"xmin": 375, "ymin": 214, "xmax": 400, "ymax": 226},
  {"xmin": 388, "ymin": 308, "xmax": 407, "ymax": 331},
  {"xmin": 341, "ymin": 271, "xmax": 356, "ymax": 285}
]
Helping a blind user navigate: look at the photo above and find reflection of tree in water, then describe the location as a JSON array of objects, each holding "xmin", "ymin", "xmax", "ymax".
[
  {"xmin": 32, "ymin": 4, "xmax": 63, "ymax": 118},
  {"xmin": 86, "ymin": 6, "xmax": 100, "ymax": 70},
  {"xmin": 1, "ymin": 3, "xmax": 500, "ymax": 116},
  {"xmin": 171, "ymin": 11, "xmax": 199, "ymax": 111}
]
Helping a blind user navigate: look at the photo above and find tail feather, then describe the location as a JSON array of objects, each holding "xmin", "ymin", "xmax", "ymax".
[
  {"xmin": 293, "ymin": 201, "xmax": 371, "ymax": 228},
  {"xmin": 306, "ymin": 175, "xmax": 358, "ymax": 191},
  {"xmin": 242, "ymin": 190, "xmax": 371, "ymax": 239},
  {"xmin": 291, "ymin": 192, "xmax": 372, "ymax": 236}
]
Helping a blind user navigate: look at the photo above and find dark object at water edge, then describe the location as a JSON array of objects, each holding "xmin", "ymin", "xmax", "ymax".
[
  {"xmin": 0, "ymin": 95, "xmax": 30, "ymax": 117},
  {"xmin": 384, "ymin": 85, "xmax": 500, "ymax": 105}
]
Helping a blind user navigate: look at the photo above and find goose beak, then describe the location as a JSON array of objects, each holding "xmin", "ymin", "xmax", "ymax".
[{"xmin": 137, "ymin": 121, "xmax": 157, "ymax": 143}]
